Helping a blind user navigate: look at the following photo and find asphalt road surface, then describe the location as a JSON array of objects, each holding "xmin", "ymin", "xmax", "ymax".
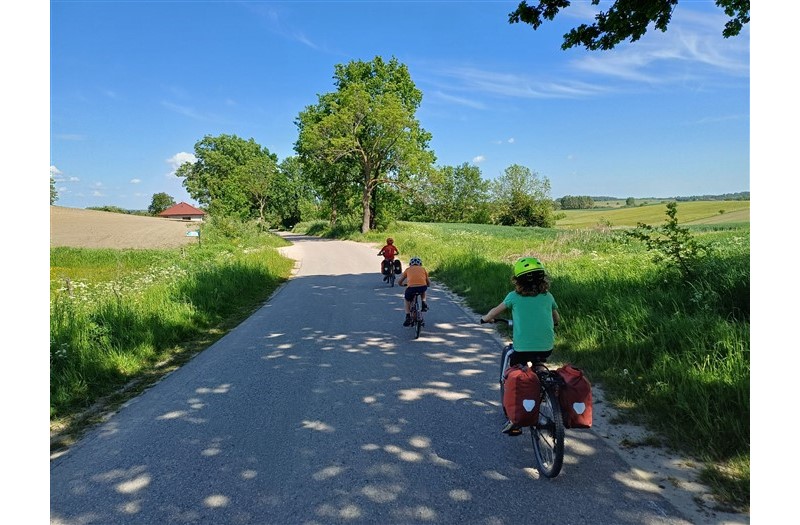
[{"xmin": 51, "ymin": 234, "xmax": 693, "ymax": 525}]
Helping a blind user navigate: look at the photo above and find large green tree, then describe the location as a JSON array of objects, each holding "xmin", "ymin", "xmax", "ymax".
[
  {"xmin": 406, "ymin": 163, "xmax": 490, "ymax": 223},
  {"xmin": 176, "ymin": 134, "xmax": 279, "ymax": 221},
  {"xmin": 509, "ymin": 0, "xmax": 749, "ymax": 50},
  {"xmin": 148, "ymin": 192, "xmax": 176, "ymax": 215},
  {"xmin": 492, "ymin": 164, "xmax": 556, "ymax": 227},
  {"xmin": 295, "ymin": 56, "xmax": 435, "ymax": 233}
]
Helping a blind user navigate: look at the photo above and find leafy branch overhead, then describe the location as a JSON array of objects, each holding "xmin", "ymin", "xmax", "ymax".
[{"xmin": 508, "ymin": 0, "xmax": 750, "ymax": 50}]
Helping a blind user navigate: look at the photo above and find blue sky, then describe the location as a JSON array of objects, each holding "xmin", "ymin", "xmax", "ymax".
[{"xmin": 48, "ymin": 0, "xmax": 750, "ymax": 210}]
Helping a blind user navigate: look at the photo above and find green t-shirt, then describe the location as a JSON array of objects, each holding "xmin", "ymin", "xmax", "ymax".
[{"xmin": 504, "ymin": 291, "xmax": 558, "ymax": 352}]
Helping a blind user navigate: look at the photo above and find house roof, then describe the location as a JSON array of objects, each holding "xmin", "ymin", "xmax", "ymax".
[{"xmin": 158, "ymin": 202, "xmax": 206, "ymax": 217}]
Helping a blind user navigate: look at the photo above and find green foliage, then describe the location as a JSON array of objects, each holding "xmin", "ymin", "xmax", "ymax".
[
  {"xmin": 51, "ymin": 176, "xmax": 58, "ymax": 205},
  {"xmin": 403, "ymin": 163, "xmax": 491, "ymax": 223},
  {"xmin": 86, "ymin": 206, "xmax": 140, "ymax": 215},
  {"xmin": 294, "ymin": 219, "xmax": 750, "ymax": 507},
  {"xmin": 624, "ymin": 202, "xmax": 705, "ymax": 279},
  {"xmin": 508, "ymin": 0, "xmax": 749, "ymax": 50},
  {"xmin": 147, "ymin": 192, "xmax": 176, "ymax": 215},
  {"xmin": 625, "ymin": 197, "xmax": 636, "ymax": 206},
  {"xmin": 559, "ymin": 195, "xmax": 595, "ymax": 209},
  {"xmin": 294, "ymin": 55, "xmax": 436, "ymax": 233},
  {"xmin": 50, "ymin": 225, "xmax": 293, "ymax": 420},
  {"xmin": 491, "ymin": 164, "xmax": 556, "ymax": 227},
  {"xmin": 177, "ymin": 134, "xmax": 280, "ymax": 221}
]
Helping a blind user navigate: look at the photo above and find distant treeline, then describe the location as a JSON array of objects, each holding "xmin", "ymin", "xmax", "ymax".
[
  {"xmin": 87, "ymin": 206, "xmax": 149, "ymax": 216},
  {"xmin": 580, "ymin": 192, "xmax": 749, "ymax": 202}
]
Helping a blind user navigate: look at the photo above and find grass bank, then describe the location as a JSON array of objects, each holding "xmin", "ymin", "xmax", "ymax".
[
  {"xmin": 293, "ymin": 217, "xmax": 750, "ymax": 511},
  {"xmin": 50, "ymin": 218, "xmax": 294, "ymax": 444}
]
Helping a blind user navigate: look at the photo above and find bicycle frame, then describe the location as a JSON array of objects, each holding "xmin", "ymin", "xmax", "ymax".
[{"xmin": 410, "ymin": 293, "xmax": 424, "ymax": 338}]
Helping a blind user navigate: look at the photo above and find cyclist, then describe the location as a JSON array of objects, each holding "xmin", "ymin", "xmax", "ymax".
[
  {"xmin": 377, "ymin": 238, "xmax": 400, "ymax": 282},
  {"xmin": 398, "ymin": 256, "xmax": 431, "ymax": 326},
  {"xmin": 480, "ymin": 256, "xmax": 560, "ymax": 435}
]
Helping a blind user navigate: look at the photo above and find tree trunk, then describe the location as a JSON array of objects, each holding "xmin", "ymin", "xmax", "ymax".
[{"xmin": 361, "ymin": 183, "xmax": 371, "ymax": 233}]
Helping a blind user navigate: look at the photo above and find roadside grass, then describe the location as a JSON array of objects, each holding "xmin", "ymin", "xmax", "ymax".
[
  {"xmin": 50, "ymin": 218, "xmax": 293, "ymax": 446},
  {"xmin": 293, "ymin": 217, "xmax": 750, "ymax": 511},
  {"xmin": 557, "ymin": 200, "xmax": 750, "ymax": 229}
]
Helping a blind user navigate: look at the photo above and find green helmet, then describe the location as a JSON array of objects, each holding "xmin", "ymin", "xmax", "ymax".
[{"xmin": 513, "ymin": 257, "xmax": 545, "ymax": 277}]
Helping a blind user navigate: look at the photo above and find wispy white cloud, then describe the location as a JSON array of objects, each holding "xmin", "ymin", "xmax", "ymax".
[
  {"xmin": 245, "ymin": 2, "xmax": 326, "ymax": 52},
  {"xmin": 51, "ymin": 165, "xmax": 80, "ymax": 183},
  {"xmin": 161, "ymin": 101, "xmax": 204, "ymax": 120},
  {"xmin": 130, "ymin": 178, "xmax": 141, "ymax": 184},
  {"xmin": 435, "ymin": 66, "xmax": 609, "ymax": 100},
  {"xmin": 472, "ymin": 155, "xmax": 486, "ymax": 164},
  {"xmin": 429, "ymin": 90, "xmax": 486, "ymax": 110},
  {"xmin": 508, "ymin": 138, "xmax": 515, "ymax": 144},
  {"xmin": 92, "ymin": 190, "xmax": 105, "ymax": 197},
  {"xmin": 568, "ymin": 8, "xmax": 749, "ymax": 84},
  {"xmin": 691, "ymin": 114, "xmax": 749, "ymax": 125}
]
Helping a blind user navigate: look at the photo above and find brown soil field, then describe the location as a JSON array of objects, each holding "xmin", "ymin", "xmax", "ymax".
[{"xmin": 50, "ymin": 206, "xmax": 201, "ymax": 249}]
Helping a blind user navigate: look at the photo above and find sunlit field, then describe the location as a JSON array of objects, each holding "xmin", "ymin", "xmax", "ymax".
[
  {"xmin": 295, "ymin": 209, "xmax": 750, "ymax": 509},
  {"xmin": 50, "ymin": 219, "xmax": 293, "ymax": 426}
]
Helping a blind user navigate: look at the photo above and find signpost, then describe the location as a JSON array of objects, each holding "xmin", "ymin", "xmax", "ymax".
[{"xmin": 186, "ymin": 229, "xmax": 200, "ymax": 246}]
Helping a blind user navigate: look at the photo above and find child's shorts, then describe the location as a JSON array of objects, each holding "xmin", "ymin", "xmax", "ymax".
[{"xmin": 404, "ymin": 285, "xmax": 428, "ymax": 301}]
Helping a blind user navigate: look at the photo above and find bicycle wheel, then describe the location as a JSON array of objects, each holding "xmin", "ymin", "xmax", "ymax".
[
  {"xmin": 415, "ymin": 312, "xmax": 422, "ymax": 338},
  {"xmin": 388, "ymin": 272, "xmax": 395, "ymax": 287},
  {"xmin": 531, "ymin": 386, "xmax": 565, "ymax": 478}
]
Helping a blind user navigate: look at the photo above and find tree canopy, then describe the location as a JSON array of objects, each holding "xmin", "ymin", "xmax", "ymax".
[
  {"xmin": 492, "ymin": 164, "xmax": 556, "ymax": 227},
  {"xmin": 177, "ymin": 134, "xmax": 280, "ymax": 222},
  {"xmin": 148, "ymin": 192, "xmax": 176, "ymax": 215},
  {"xmin": 295, "ymin": 56, "xmax": 435, "ymax": 233},
  {"xmin": 508, "ymin": 0, "xmax": 749, "ymax": 50}
]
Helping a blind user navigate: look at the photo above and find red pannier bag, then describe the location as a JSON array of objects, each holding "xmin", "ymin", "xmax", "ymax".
[
  {"xmin": 502, "ymin": 364, "xmax": 541, "ymax": 427},
  {"xmin": 556, "ymin": 364, "xmax": 593, "ymax": 428}
]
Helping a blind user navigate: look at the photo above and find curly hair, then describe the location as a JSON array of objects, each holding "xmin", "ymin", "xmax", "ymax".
[{"xmin": 512, "ymin": 269, "xmax": 550, "ymax": 296}]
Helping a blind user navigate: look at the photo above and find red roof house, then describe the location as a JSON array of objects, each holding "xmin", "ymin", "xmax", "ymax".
[{"xmin": 158, "ymin": 202, "xmax": 206, "ymax": 221}]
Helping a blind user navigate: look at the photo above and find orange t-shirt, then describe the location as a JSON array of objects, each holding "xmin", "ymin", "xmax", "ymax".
[{"xmin": 402, "ymin": 265, "xmax": 429, "ymax": 287}]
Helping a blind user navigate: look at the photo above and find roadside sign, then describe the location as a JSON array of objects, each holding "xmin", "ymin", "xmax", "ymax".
[{"xmin": 186, "ymin": 231, "xmax": 199, "ymax": 237}]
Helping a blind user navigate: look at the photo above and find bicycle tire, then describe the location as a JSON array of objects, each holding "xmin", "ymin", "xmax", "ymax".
[
  {"xmin": 531, "ymin": 386, "xmax": 565, "ymax": 478},
  {"xmin": 412, "ymin": 296, "xmax": 422, "ymax": 339},
  {"xmin": 388, "ymin": 272, "xmax": 395, "ymax": 287}
]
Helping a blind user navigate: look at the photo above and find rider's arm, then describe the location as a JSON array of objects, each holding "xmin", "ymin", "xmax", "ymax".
[
  {"xmin": 552, "ymin": 309, "xmax": 561, "ymax": 327},
  {"xmin": 481, "ymin": 302, "xmax": 507, "ymax": 323}
]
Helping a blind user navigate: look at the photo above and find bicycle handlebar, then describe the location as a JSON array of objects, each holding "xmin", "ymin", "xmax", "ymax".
[{"xmin": 480, "ymin": 318, "xmax": 511, "ymax": 326}]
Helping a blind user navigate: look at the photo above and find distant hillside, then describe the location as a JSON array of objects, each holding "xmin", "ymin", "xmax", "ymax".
[
  {"xmin": 568, "ymin": 192, "xmax": 750, "ymax": 202},
  {"xmin": 556, "ymin": 200, "xmax": 750, "ymax": 229}
]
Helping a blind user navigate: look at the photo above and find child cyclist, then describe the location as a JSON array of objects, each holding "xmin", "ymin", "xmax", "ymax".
[
  {"xmin": 480, "ymin": 256, "xmax": 560, "ymax": 435},
  {"xmin": 398, "ymin": 256, "xmax": 431, "ymax": 326},
  {"xmin": 377, "ymin": 238, "xmax": 399, "ymax": 282}
]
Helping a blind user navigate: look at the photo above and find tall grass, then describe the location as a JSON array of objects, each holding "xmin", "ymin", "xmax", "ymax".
[
  {"xmin": 294, "ymin": 219, "xmax": 750, "ymax": 508},
  {"xmin": 50, "ymin": 218, "xmax": 293, "ymax": 421}
]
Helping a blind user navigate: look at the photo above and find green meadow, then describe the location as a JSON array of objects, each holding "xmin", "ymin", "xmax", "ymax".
[
  {"xmin": 49, "ymin": 219, "xmax": 294, "ymax": 437},
  {"xmin": 294, "ymin": 206, "xmax": 750, "ymax": 510},
  {"xmin": 50, "ymin": 203, "xmax": 749, "ymax": 510},
  {"xmin": 557, "ymin": 200, "xmax": 750, "ymax": 229}
]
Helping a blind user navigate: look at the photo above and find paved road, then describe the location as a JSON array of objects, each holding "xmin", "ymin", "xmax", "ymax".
[{"xmin": 51, "ymin": 234, "xmax": 692, "ymax": 525}]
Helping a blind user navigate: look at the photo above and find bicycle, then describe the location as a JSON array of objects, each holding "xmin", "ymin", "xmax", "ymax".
[
  {"xmin": 404, "ymin": 286, "xmax": 425, "ymax": 339},
  {"xmin": 379, "ymin": 257, "xmax": 396, "ymax": 287},
  {"xmin": 481, "ymin": 318, "xmax": 565, "ymax": 478}
]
